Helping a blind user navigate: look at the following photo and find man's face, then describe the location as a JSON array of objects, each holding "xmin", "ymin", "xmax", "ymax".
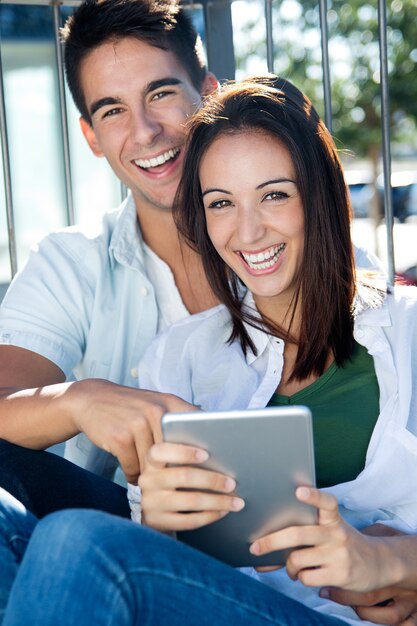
[{"xmin": 79, "ymin": 37, "xmax": 214, "ymax": 213}]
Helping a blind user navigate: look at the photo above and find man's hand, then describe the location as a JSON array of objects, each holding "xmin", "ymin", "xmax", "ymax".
[
  {"xmin": 0, "ymin": 346, "xmax": 195, "ymax": 485},
  {"xmin": 71, "ymin": 379, "xmax": 197, "ymax": 484},
  {"xmin": 320, "ymin": 587, "xmax": 417, "ymax": 625}
]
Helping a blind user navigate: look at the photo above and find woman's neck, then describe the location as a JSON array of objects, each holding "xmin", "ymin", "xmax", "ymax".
[{"xmin": 253, "ymin": 292, "xmax": 300, "ymax": 339}]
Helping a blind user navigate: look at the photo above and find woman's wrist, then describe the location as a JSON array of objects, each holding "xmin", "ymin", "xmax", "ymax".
[{"xmin": 376, "ymin": 536, "xmax": 417, "ymax": 590}]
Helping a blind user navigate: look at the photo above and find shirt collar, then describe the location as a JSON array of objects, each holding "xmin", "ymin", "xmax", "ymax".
[
  {"xmin": 241, "ymin": 291, "xmax": 273, "ymax": 365},
  {"xmin": 109, "ymin": 194, "xmax": 147, "ymax": 271}
]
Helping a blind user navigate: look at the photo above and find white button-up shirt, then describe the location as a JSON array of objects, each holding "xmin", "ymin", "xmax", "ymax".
[{"xmin": 138, "ymin": 285, "xmax": 417, "ymax": 626}]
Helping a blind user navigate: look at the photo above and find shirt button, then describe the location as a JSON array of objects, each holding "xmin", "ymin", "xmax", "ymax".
[
  {"xmin": 130, "ymin": 367, "xmax": 138, "ymax": 379},
  {"xmin": 140, "ymin": 286, "xmax": 149, "ymax": 297}
]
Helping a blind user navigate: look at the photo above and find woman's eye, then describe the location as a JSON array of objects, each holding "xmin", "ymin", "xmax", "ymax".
[
  {"xmin": 207, "ymin": 199, "xmax": 231, "ymax": 209},
  {"xmin": 264, "ymin": 191, "xmax": 289, "ymax": 201}
]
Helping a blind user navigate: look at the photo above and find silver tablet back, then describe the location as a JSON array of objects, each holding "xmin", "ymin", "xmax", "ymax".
[{"xmin": 162, "ymin": 406, "xmax": 316, "ymax": 567}]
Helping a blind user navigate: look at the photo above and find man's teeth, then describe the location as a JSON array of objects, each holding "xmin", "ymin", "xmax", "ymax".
[
  {"xmin": 241, "ymin": 244, "xmax": 285, "ymax": 270},
  {"xmin": 135, "ymin": 147, "xmax": 179, "ymax": 169}
]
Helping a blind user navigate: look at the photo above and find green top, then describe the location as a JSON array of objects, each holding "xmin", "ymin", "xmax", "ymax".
[{"xmin": 268, "ymin": 341, "xmax": 380, "ymax": 488}]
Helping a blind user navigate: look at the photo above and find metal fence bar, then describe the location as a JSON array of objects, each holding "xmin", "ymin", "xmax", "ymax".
[
  {"xmin": 0, "ymin": 36, "xmax": 18, "ymax": 278},
  {"xmin": 318, "ymin": 0, "xmax": 332, "ymax": 134},
  {"xmin": 202, "ymin": 0, "xmax": 235, "ymax": 81},
  {"xmin": 264, "ymin": 0, "xmax": 274, "ymax": 73},
  {"xmin": 377, "ymin": 0, "xmax": 395, "ymax": 285},
  {"xmin": 6, "ymin": 0, "xmax": 81, "ymax": 5},
  {"xmin": 53, "ymin": 2, "xmax": 75, "ymax": 226}
]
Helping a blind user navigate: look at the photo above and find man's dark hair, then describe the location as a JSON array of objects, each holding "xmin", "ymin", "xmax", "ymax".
[
  {"xmin": 61, "ymin": 0, "xmax": 207, "ymax": 123},
  {"xmin": 174, "ymin": 75, "xmax": 356, "ymax": 382}
]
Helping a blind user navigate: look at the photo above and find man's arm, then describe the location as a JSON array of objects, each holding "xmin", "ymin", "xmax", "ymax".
[{"xmin": 0, "ymin": 345, "xmax": 195, "ymax": 484}]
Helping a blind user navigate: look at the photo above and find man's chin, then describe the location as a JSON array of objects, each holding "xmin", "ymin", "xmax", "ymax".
[{"xmin": 131, "ymin": 188, "xmax": 175, "ymax": 214}]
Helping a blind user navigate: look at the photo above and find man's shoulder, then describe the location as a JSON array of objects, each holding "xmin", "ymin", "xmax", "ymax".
[
  {"xmin": 46, "ymin": 202, "xmax": 125, "ymax": 251},
  {"xmin": 35, "ymin": 197, "xmax": 138, "ymax": 269}
]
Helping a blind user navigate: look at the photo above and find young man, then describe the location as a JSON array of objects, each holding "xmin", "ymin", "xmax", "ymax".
[{"xmin": 0, "ymin": 0, "xmax": 218, "ymax": 516}]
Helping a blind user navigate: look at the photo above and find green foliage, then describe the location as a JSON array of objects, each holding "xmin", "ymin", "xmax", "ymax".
[{"xmin": 235, "ymin": 0, "xmax": 417, "ymax": 159}]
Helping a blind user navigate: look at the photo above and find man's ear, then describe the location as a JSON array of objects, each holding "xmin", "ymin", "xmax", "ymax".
[
  {"xmin": 79, "ymin": 117, "xmax": 104, "ymax": 157},
  {"xmin": 201, "ymin": 72, "xmax": 219, "ymax": 96}
]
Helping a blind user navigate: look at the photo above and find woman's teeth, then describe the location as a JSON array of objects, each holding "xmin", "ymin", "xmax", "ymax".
[{"xmin": 240, "ymin": 244, "xmax": 286, "ymax": 269}]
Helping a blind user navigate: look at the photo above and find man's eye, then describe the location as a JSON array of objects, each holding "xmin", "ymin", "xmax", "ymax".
[
  {"xmin": 207, "ymin": 199, "xmax": 231, "ymax": 209},
  {"xmin": 102, "ymin": 107, "xmax": 124, "ymax": 119},
  {"xmin": 263, "ymin": 191, "xmax": 289, "ymax": 201},
  {"xmin": 151, "ymin": 90, "xmax": 174, "ymax": 101}
]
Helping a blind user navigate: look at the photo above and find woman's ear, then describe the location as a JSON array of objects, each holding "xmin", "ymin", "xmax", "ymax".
[{"xmin": 79, "ymin": 117, "xmax": 104, "ymax": 157}]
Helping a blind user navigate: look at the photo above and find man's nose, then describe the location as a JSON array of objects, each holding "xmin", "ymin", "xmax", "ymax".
[{"xmin": 130, "ymin": 107, "xmax": 162, "ymax": 147}]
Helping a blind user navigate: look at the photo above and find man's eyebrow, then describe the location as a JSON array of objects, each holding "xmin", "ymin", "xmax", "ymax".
[
  {"xmin": 256, "ymin": 178, "xmax": 296, "ymax": 189},
  {"xmin": 202, "ymin": 188, "xmax": 231, "ymax": 197},
  {"xmin": 145, "ymin": 77, "xmax": 182, "ymax": 94},
  {"xmin": 90, "ymin": 96, "xmax": 123, "ymax": 118}
]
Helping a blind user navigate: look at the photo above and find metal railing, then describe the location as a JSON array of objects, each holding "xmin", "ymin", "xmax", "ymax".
[{"xmin": 0, "ymin": 0, "xmax": 398, "ymax": 288}]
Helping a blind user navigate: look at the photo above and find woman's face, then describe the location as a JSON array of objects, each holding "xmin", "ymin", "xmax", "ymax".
[{"xmin": 200, "ymin": 129, "xmax": 305, "ymax": 312}]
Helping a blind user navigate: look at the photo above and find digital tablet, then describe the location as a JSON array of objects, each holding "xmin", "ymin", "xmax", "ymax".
[{"xmin": 161, "ymin": 406, "xmax": 316, "ymax": 567}]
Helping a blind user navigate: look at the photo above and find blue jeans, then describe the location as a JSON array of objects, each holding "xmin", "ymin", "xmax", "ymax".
[
  {"xmin": 0, "ymin": 440, "xmax": 130, "ymax": 519},
  {"xmin": 0, "ymin": 488, "xmax": 38, "ymax": 623},
  {"xmin": 2, "ymin": 507, "xmax": 345, "ymax": 626}
]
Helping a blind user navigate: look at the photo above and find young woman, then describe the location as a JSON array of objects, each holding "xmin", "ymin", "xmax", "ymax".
[
  {"xmin": 2, "ymin": 77, "xmax": 417, "ymax": 626},
  {"xmin": 136, "ymin": 76, "xmax": 417, "ymax": 623}
]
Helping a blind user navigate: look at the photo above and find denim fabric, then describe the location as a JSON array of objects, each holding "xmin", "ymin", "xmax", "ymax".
[
  {"xmin": 0, "ymin": 440, "xmax": 130, "ymax": 519},
  {"xmin": 0, "ymin": 488, "xmax": 37, "ymax": 623},
  {"xmin": 3, "ymin": 509, "xmax": 344, "ymax": 626}
]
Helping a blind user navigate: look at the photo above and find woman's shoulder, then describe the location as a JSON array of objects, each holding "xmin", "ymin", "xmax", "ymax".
[
  {"xmin": 387, "ymin": 283, "xmax": 417, "ymax": 314},
  {"xmin": 355, "ymin": 271, "xmax": 417, "ymax": 308}
]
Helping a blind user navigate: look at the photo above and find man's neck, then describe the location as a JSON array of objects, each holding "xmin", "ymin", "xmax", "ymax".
[{"xmin": 135, "ymin": 203, "xmax": 219, "ymax": 315}]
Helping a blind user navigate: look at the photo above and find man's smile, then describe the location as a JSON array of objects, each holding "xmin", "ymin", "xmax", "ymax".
[{"xmin": 134, "ymin": 147, "xmax": 181, "ymax": 170}]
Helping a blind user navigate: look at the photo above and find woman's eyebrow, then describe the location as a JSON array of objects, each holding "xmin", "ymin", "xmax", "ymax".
[
  {"xmin": 256, "ymin": 178, "xmax": 296, "ymax": 189},
  {"xmin": 202, "ymin": 188, "xmax": 231, "ymax": 197}
]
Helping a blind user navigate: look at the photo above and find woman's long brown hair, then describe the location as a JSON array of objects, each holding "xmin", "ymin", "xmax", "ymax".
[{"xmin": 174, "ymin": 76, "xmax": 355, "ymax": 381}]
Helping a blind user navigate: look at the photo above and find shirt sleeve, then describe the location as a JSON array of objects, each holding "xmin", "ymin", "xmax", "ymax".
[
  {"xmin": 137, "ymin": 324, "xmax": 194, "ymax": 403},
  {"xmin": 0, "ymin": 233, "xmax": 94, "ymax": 377}
]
